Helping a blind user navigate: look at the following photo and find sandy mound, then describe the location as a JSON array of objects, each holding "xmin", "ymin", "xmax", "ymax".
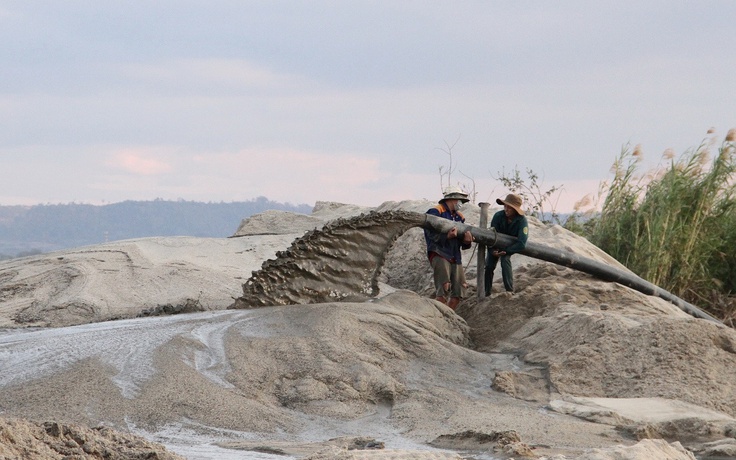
[
  {"xmin": 233, "ymin": 209, "xmax": 325, "ymax": 236},
  {"xmin": 2, "ymin": 199, "xmax": 736, "ymax": 459},
  {"xmin": 0, "ymin": 292, "xmax": 469, "ymax": 431},
  {"xmin": 574, "ymin": 439, "xmax": 696, "ymax": 459},
  {"xmin": 460, "ymin": 265, "xmax": 736, "ymax": 420},
  {"xmin": 3, "ymin": 288, "xmax": 693, "ymax": 459},
  {"xmin": 0, "ymin": 417, "xmax": 184, "ymax": 459},
  {"xmin": 0, "ymin": 235, "xmax": 296, "ymax": 328}
]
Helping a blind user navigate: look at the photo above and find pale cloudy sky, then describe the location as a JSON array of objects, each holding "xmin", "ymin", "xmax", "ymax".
[{"xmin": 1, "ymin": 1, "xmax": 735, "ymax": 211}]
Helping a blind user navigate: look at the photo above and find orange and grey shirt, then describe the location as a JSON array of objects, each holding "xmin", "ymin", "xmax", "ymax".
[{"xmin": 423, "ymin": 203, "xmax": 471, "ymax": 264}]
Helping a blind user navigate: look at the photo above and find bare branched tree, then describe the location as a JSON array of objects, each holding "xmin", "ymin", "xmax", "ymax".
[
  {"xmin": 436, "ymin": 136, "xmax": 461, "ymax": 191},
  {"xmin": 435, "ymin": 135, "xmax": 477, "ymax": 203},
  {"xmin": 459, "ymin": 170, "xmax": 478, "ymax": 204}
]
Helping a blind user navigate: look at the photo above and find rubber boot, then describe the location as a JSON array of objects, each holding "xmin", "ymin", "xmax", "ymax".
[
  {"xmin": 436, "ymin": 296, "xmax": 447, "ymax": 305},
  {"xmin": 448, "ymin": 297, "xmax": 460, "ymax": 311}
]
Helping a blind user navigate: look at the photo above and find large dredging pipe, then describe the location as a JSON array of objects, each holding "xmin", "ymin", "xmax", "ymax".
[{"xmin": 422, "ymin": 213, "xmax": 722, "ymax": 324}]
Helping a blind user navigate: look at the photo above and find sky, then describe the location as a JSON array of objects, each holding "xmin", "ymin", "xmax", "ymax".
[{"xmin": 1, "ymin": 1, "xmax": 735, "ymax": 212}]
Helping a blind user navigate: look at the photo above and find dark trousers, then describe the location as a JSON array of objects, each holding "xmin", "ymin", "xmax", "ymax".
[{"xmin": 484, "ymin": 254, "xmax": 514, "ymax": 295}]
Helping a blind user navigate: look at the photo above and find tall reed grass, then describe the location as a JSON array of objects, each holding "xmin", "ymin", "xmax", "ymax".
[{"xmin": 575, "ymin": 131, "xmax": 736, "ymax": 323}]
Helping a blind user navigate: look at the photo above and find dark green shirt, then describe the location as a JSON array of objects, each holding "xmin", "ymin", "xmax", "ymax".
[{"xmin": 490, "ymin": 210, "xmax": 529, "ymax": 254}]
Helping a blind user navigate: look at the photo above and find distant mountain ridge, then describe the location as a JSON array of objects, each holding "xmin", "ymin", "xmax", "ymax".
[{"xmin": 0, "ymin": 197, "xmax": 312, "ymax": 259}]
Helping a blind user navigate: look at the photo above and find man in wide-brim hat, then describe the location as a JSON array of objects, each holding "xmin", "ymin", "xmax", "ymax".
[
  {"xmin": 423, "ymin": 186, "xmax": 473, "ymax": 311},
  {"xmin": 484, "ymin": 193, "xmax": 529, "ymax": 295}
]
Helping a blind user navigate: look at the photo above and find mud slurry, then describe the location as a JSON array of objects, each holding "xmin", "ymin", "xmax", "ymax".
[{"xmin": 231, "ymin": 211, "xmax": 426, "ymax": 308}]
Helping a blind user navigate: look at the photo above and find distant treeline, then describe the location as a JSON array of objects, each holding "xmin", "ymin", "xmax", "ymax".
[{"xmin": 0, "ymin": 197, "xmax": 312, "ymax": 259}]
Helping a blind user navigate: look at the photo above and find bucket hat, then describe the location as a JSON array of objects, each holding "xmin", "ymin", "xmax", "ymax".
[
  {"xmin": 440, "ymin": 186, "xmax": 469, "ymax": 203},
  {"xmin": 496, "ymin": 193, "xmax": 524, "ymax": 216}
]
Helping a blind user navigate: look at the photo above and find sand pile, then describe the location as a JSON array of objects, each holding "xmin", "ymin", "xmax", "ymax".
[
  {"xmin": 0, "ymin": 236, "xmax": 288, "ymax": 328},
  {"xmin": 1, "ymin": 200, "xmax": 736, "ymax": 460},
  {"xmin": 0, "ymin": 417, "xmax": 184, "ymax": 459}
]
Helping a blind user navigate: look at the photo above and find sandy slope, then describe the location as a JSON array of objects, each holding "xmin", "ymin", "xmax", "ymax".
[
  {"xmin": 1, "ymin": 200, "xmax": 735, "ymax": 460},
  {"xmin": 0, "ymin": 235, "xmax": 292, "ymax": 328}
]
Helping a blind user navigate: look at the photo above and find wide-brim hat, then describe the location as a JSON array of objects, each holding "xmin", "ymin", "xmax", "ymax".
[
  {"xmin": 440, "ymin": 186, "xmax": 469, "ymax": 203},
  {"xmin": 496, "ymin": 193, "xmax": 524, "ymax": 215}
]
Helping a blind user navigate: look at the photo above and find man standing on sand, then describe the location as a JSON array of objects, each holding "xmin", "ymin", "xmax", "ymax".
[
  {"xmin": 424, "ymin": 186, "xmax": 474, "ymax": 311},
  {"xmin": 484, "ymin": 193, "xmax": 529, "ymax": 295}
]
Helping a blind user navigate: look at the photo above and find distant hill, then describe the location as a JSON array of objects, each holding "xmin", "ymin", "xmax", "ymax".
[{"xmin": 0, "ymin": 197, "xmax": 312, "ymax": 259}]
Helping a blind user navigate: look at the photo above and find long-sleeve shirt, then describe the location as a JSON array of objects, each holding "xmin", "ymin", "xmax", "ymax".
[
  {"xmin": 424, "ymin": 203, "xmax": 471, "ymax": 264},
  {"xmin": 490, "ymin": 210, "xmax": 529, "ymax": 254}
]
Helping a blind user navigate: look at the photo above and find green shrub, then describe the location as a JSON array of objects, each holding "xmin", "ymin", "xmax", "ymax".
[{"xmin": 579, "ymin": 132, "xmax": 736, "ymax": 322}]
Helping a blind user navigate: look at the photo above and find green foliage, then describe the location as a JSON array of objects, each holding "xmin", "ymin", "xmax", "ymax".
[
  {"xmin": 496, "ymin": 166, "xmax": 563, "ymax": 224},
  {"xmin": 581, "ymin": 133, "xmax": 736, "ymax": 323}
]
